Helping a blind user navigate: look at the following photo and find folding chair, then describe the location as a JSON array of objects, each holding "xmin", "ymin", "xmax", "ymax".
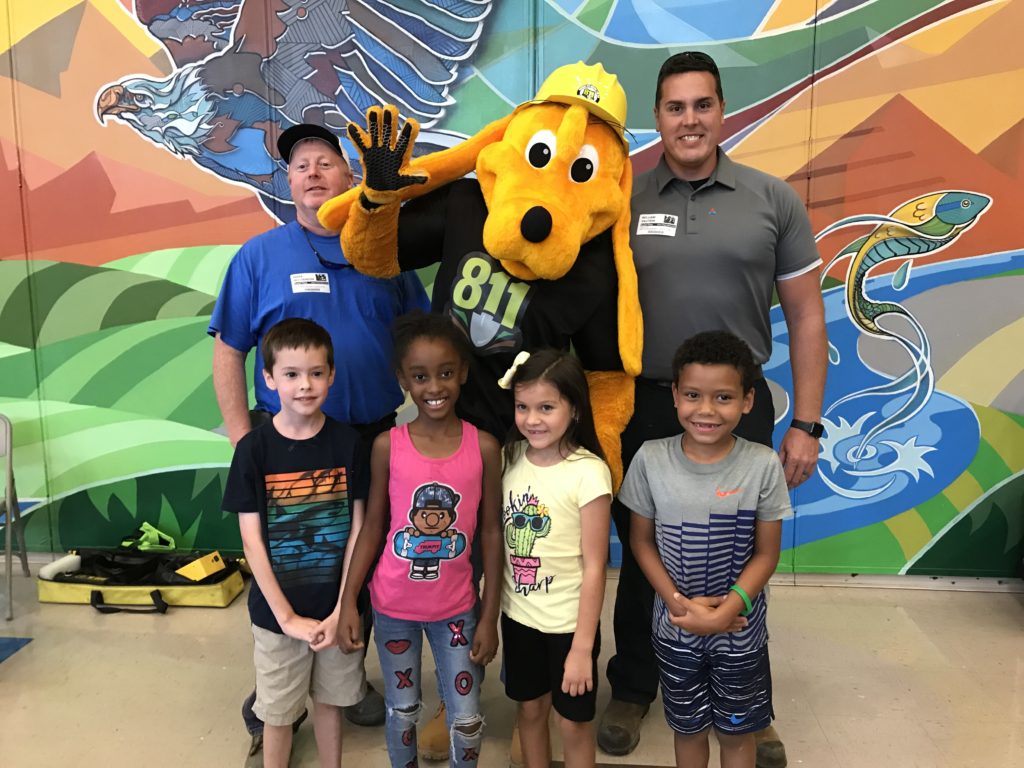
[{"xmin": 1, "ymin": 413, "xmax": 31, "ymax": 620}]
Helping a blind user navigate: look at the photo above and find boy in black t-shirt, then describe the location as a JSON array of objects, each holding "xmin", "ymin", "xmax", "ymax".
[{"xmin": 223, "ymin": 318, "xmax": 369, "ymax": 768}]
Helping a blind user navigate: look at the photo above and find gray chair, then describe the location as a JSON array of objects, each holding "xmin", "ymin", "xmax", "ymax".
[{"xmin": 1, "ymin": 413, "xmax": 30, "ymax": 620}]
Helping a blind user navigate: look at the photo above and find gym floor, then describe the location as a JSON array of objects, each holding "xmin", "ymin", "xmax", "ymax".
[{"xmin": 2, "ymin": 567, "xmax": 1022, "ymax": 767}]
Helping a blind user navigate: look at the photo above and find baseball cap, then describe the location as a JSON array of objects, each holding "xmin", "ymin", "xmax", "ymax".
[{"xmin": 277, "ymin": 124, "xmax": 349, "ymax": 165}]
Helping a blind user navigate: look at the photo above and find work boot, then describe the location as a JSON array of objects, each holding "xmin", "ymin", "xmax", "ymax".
[
  {"xmin": 418, "ymin": 702, "xmax": 449, "ymax": 761},
  {"xmin": 344, "ymin": 682, "xmax": 386, "ymax": 727},
  {"xmin": 755, "ymin": 724, "xmax": 787, "ymax": 768},
  {"xmin": 596, "ymin": 698, "xmax": 649, "ymax": 756}
]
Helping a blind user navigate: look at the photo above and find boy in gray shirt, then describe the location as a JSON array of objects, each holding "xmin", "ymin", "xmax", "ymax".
[{"xmin": 618, "ymin": 331, "xmax": 791, "ymax": 768}]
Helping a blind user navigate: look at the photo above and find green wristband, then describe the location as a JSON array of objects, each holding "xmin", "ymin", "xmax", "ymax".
[{"xmin": 730, "ymin": 584, "xmax": 753, "ymax": 617}]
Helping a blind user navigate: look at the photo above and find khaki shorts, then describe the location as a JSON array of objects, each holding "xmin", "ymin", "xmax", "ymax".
[{"xmin": 251, "ymin": 624, "xmax": 366, "ymax": 726}]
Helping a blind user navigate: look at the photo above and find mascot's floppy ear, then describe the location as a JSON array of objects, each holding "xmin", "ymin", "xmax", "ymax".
[{"xmin": 613, "ymin": 154, "xmax": 641, "ymax": 377}]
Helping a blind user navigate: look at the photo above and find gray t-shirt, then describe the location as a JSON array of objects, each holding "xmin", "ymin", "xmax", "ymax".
[
  {"xmin": 631, "ymin": 151, "xmax": 821, "ymax": 377},
  {"xmin": 619, "ymin": 435, "xmax": 791, "ymax": 652}
]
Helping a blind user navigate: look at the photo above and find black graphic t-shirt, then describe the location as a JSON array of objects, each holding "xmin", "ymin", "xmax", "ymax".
[
  {"xmin": 223, "ymin": 417, "xmax": 369, "ymax": 633},
  {"xmin": 396, "ymin": 179, "xmax": 622, "ymax": 439}
]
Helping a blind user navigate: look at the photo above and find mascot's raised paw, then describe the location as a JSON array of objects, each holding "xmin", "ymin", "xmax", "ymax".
[{"xmin": 348, "ymin": 105, "xmax": 428, "ymax": 206}]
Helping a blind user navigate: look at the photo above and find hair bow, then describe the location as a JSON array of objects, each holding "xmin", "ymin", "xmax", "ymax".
[{"xmin": 497, "ymin": 351, "xmax": 531, "ymax": 390}]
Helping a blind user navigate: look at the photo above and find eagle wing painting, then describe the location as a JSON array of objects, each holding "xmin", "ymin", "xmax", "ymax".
[{"xmin": 97, "ymin": 0, "xmax": 492, "ymax": 219}]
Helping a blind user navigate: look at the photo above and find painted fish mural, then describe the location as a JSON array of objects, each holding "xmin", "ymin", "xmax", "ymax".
[{"xmin": 815, "ymin": 191, "xmax": 992, "ymax": 498}]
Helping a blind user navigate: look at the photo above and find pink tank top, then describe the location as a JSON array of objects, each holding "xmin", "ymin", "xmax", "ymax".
[{"xmin": 369, "ymin": 421, "xmax": 482, "ymax": 621}]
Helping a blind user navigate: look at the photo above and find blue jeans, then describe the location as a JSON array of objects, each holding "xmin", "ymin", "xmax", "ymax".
[{"xmin": 373, "ymin": 607, "xmax": 484, "ymax": 768}]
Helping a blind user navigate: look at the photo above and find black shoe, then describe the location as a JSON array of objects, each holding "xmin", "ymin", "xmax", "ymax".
[
  {"xmin": 597, "ymin": 698, "xmax": 649, "ymax": 756},
  {"xmin": 755, "ymin": 724, "xmax": 788, "ymax": 768},
  {"xmin": 244, "ymin": 733, "xmax": 263, "ymax": 768},
  {"xmin": 343, "ymin": 682, "xmax": 385, "ymax": 727}
]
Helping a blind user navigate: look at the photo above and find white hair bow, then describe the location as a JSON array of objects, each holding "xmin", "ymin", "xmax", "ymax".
[{"xmin": 497, "ymin": 351, "xmax": 531, "ymax": 390}]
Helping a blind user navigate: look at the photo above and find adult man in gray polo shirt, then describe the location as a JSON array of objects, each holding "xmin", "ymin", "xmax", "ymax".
[{"xmin": 598, "ymin": 52, "xmax": 827, "ymax": 768}]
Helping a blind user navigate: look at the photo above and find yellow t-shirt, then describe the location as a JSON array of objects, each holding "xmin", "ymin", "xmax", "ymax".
[{"xmin": 501, "ymin": 445, "xmax": 612, "ymax": 634}]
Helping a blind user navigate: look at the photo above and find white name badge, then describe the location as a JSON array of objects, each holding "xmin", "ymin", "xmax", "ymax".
[
  {"xmin": 290, "ymin": 272, "xmax": 331, "ymax": 294},
  {"xmin": 636, "ymin": 213, "xmax": 678, "ymax": 237}
]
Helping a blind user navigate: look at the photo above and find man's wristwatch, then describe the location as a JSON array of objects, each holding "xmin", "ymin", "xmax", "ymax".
[{"xmin": 790, "ymin": 419, "xmax": 824, "ymax": 438}]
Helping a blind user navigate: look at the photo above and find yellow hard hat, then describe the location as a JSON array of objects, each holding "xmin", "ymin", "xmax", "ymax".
[{"xmin": 523, "ymin": 61, "xmax": 628, "ymax": 142}]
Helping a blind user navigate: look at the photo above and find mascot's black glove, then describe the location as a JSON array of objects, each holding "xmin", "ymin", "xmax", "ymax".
[{"xmin": 347, "ymin": 105, "xmax": 427, "ymax": 208}]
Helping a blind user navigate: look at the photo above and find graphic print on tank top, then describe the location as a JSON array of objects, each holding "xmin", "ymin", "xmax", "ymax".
[{"xmin": 392, "ymin": 481, "xmax": 467, "ymax": 581}]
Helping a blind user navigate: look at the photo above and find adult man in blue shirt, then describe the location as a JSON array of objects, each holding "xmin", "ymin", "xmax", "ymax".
[{"xmin": 209, "ymin": 123, "xmax": 428, "ymax": 763}]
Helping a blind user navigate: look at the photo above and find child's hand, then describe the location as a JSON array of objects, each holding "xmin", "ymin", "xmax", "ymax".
[
  {"xmin": 469, "ymin": 620, "xmax": 498, "ymax": 666},
  {"xmin": 668, "ymin": 592, "xmax": 747, "ymax": 635},
  {"xmin": 561, "ymin": 647, "xmax": 593, "ymax": 697},
  {"xmin": 310, "ymin": 610, "xmax": 340, "ymax": 651},
  {"xmin": 338, "ymin": 604, "xmax": 365, "ymax": 654},
  {"xmin": 690, "ymin": 594, "xmax": 728, "ymax": 608},
  {"xmin": 280, "ymin": 614, "xmax": 323, "ymax": 643},
  {"xmin": 668, "ymin": 593, "xmax": 727, "ymax": 617}
]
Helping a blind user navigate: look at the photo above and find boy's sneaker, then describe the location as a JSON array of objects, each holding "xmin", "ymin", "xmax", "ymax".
[
  {"xmin": 755, "ymin": 724, "xmax": 787, "ymax": 768},
  {"xmin": 242, "ymin": 701, "xmax": 308, "ymax": 768},
  {"xmin": 244, "ymin": 733, "xmax": 263, "ymax": 768},
  {"xmin": 343, "ymin": 682, "xmax": 385, "ymax": 727}
]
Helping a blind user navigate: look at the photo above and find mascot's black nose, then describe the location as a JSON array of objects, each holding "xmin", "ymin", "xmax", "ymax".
[{"xmin": 520, "ymin": 206, "xmax": 552, "ymax": 243}]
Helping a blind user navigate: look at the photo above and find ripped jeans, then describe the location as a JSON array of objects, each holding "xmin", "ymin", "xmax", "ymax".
[{"xmin": 373, "ymin": 607, "xmax": 484, "ymax": 767}]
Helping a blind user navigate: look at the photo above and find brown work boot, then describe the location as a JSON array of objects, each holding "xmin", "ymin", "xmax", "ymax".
[
  {"xmin": 755, "ymin": 724, "xmax": 787, "ymax": 768},
  {"xmin": 418, "ymin": 702, "xmax": 449, "ymax": 761},
  {"xmin": 596, "ymin": 698, "xmax": 649, "ymax": 756}
]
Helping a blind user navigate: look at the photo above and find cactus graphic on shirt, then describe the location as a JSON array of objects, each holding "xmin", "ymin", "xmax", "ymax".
[{"xmin": 505, "ymin": 490, "xmax": 551, "ymax": 591}]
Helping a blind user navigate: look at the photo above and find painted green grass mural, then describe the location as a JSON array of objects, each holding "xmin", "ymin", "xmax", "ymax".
[{"xmin": 0, "ymin": 255, "xmax": 249, "ymax": 551}]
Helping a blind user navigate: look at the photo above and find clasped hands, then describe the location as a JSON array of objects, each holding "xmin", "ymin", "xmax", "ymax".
[
  {"xmin": 666, "ymin": 592, "xmax": 748, "ymax": 636},
  {"xmin": 280, "ymin": 611, "xmax": 342, "ymax": 652}
]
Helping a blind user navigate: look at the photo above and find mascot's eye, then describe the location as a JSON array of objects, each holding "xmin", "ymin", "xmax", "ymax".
[
  {"xmin": 525, "ymin": 130, "xmax": 557, "ymax": 168},
  {"xmin": 569, "ymin": 144, "xmax": 599, "ymax": 183},
  {"xmin": 133, "ymin": 93, "xmax": 153, "ymax": 108}
]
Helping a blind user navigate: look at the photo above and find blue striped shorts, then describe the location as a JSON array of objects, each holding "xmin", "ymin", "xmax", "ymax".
[{"xmin": 653, "ymin": 636, "xmax": 773, "ymax": 735}]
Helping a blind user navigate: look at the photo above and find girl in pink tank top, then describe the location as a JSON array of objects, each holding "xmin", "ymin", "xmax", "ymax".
[{"xmin": 338, "ymin": 311, "xmax": 502, "ymax": 768}]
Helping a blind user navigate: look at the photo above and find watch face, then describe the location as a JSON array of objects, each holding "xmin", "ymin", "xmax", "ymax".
[{"xmin": 793, "ymin": 419, "xmax": 824, "ymax": 438}]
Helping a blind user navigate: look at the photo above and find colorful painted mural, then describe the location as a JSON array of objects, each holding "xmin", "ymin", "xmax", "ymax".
[{"xmin": 1, "ymin": 0, "xmax": 1021, "ymax": 576}]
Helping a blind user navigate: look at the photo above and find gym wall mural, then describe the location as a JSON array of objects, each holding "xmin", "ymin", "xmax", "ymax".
[{"xmin": 1, "ymin": 0, "xmax": 1021, "ymax": 576}]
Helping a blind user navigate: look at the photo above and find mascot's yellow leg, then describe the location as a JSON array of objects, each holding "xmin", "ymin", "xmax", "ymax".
[{"xmin": 586, "ymin": 370, "xmax": 635, "ymax": 493}]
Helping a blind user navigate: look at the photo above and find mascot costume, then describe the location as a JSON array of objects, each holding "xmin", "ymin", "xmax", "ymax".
[{"xmin": 318, "ymin": 62, "xmax": 640, "ymax": 492}]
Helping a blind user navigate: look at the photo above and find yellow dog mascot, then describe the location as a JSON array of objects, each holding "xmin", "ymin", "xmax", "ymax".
[{"xmin": 318, "ymin": 62, "xmax": 640, "ymax": 487}]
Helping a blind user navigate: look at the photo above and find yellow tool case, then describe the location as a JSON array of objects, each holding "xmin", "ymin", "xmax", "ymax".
[{"xmin": 37, "ymin": 549, "xmax": 244, "ymax": 612}]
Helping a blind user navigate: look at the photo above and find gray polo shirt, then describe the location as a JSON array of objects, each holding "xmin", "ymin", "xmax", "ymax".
[{"xmin": 631, "ymin": 151, "xmax": 820, "ymax": 378}]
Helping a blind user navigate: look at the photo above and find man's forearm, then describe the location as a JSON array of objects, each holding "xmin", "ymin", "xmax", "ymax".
[
  {"xmin": 788, "ymin": 314, "xmax": 827, "ymax": 422},
  {"xmin": 778, "ymin": 272, "xmax": 828, "ymax": 422},
  {"xmin": 212, "ymin": 335, "xmax": 252, "ymax": 447}
]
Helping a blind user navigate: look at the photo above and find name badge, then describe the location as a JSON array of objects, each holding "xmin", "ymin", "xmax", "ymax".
[
  {"xmin": 290, "ymin": 272, "xmax": 331, "ymax": 294},
  {"xmin": 636, "ymin": 213, "xmax": 678, "ymax": 237}
]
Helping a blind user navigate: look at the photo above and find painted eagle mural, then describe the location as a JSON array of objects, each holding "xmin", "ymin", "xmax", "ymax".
[{"xmin": 96, "ymin": 0, "xmax": 492, "ymax": 220}]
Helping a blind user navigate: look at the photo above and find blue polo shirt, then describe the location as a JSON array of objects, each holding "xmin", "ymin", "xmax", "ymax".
[{"xmin": 208, "ymin": 221, "xmax": 428, "ymax": 424}]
